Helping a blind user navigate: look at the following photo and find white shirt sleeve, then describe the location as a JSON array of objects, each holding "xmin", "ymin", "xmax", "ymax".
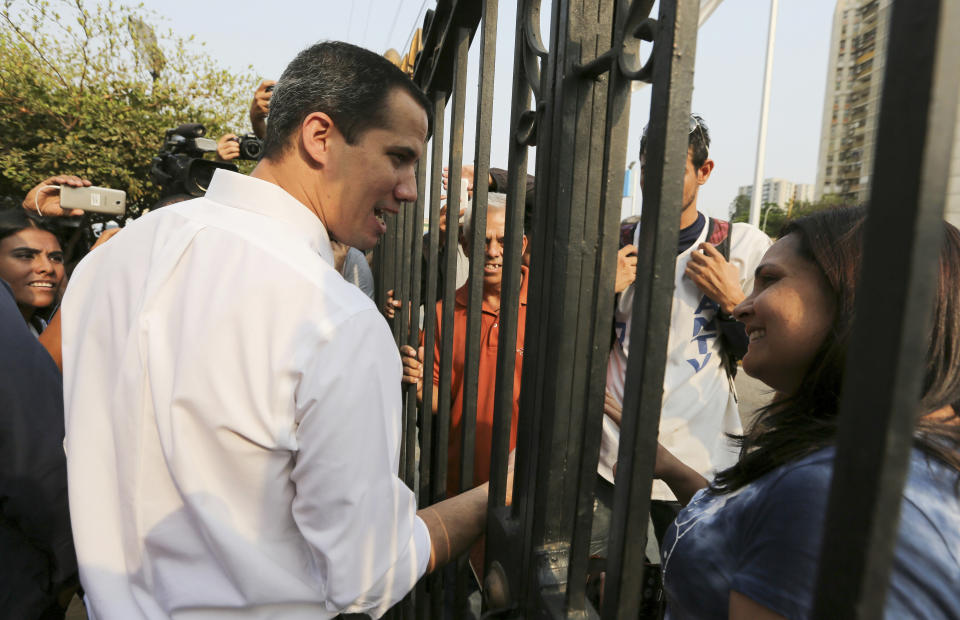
[{"xmin": 290, "ymin": 307, "xmax": 429, "ymax": 617}]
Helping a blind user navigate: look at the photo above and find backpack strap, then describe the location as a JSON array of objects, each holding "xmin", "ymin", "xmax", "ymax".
[
  {"xmin": 620, "ymin": 219, "xmax": 640, "ymax": 249},
  {"xmin": 705, "ymin": 217, "xmax": 731, "ymax": 260},
  {"xmin": 705, "ymin": 218, "xmax": 742, "ymax": 383}
]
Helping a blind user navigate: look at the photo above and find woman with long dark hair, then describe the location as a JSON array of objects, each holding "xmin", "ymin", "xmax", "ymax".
[
  {"xmin": 0, "ymin": 209, "xmax": 65, "ymax": 336},
  {"xmin": 654, "ymin": 207, "xmax": 960, "ymax": 618}
]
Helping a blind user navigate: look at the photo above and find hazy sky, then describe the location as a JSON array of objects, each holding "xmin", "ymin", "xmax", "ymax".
[{"xmin": 124, "ymin": 0, "xmax": 837, "ymax": 220}]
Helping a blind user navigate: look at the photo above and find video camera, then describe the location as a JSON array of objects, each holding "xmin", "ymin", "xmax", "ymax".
[{"xmin": 150, "ymin": 123, "xmax": 237, "ymax": 198}]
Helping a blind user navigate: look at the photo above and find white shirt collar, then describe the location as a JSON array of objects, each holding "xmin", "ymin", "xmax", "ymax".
[{"xmin": 205, "ymin": 169, "xmax": 335, "ymax": 266}]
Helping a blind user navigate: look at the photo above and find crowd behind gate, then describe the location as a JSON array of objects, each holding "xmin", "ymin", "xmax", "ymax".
[{"xmin": 1, "ymin": 38, "xmax": 958, "ymax": 620}]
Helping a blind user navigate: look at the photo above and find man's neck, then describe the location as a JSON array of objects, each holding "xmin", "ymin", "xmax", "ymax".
[
  {"xmin": 251, "ymin": 158, "xmax": 327, "ymax": 227},
  {"xmin": 482, "ymin": 283, "xmax": 502, "ymax": 311},
  {"xmin": 679, "ymin": 203, "xmax": 700, "ymax": 230}
]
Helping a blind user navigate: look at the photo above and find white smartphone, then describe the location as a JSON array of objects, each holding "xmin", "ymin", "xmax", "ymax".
[{"xmin": 59, "ymin": 185, "xmax": 127, "ymax": 215}]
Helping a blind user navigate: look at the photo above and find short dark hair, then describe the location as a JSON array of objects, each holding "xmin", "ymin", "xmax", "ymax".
[
  {"xmin": 151, "ymin": 194, "xmax": 192, "ymax": 210},
  {"xmin": 0, "ymin": 209, "xmax": 59, "ymax": 245},
  {"xmin": 262, "ymin": 41, "xmax": 432, "ymax": 160},
  {"xmin": 713, "ymin": 206, "xmax": 960, "ymax": 493},
  {"xmin": 639, "ymin": 113, "xmax": 711, "ymax": 169}
]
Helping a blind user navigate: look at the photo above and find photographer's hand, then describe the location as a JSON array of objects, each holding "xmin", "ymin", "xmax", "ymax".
[
  {"xmin": 250, "ymin": 79, "xmax": 276, "ymax": 139},
  {"xmin": 217, "ymin": 134, "xmax": 240, "ymax": 162},
  {"xmin": 23, "ymin": 175, "xmax": 90, "ymax": 217}
]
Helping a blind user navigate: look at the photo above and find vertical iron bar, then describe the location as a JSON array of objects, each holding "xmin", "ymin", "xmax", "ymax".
[
  {"xmin": 420, "ymin": 92, "xmax": 447, "ymax": 509},
  {"xmin": 459, "ymin": 0, "xmax": 498, "ymax": 499},
  {"xmin": 393, "ymin": 205, "xmax": 407, "ymax": 346},
  {"xmin": 433, "ymin": 26, "xmax": 470, "ymax": 619},
  {"xmin": 601, "ymin": 0, "xmax": 700, "ymax": 617},
  {"xmin": 483, "ymin": 1, "xmax": 542, "ymax": 613},
  {"xmin": 419, "ymin": 90, "xmax": 447, "ymax": 620},
  {"xmin": 455, "ymin": 0, "xmax": 498, "ymax": 612},
  {"xmin": 406, "ymin": 162, "xmax": 427, "ymax": 492},
  {"xmin": 381, "ymin": 215, "xmax": 398, "ymax": 338},
  {"xmin": 396, "ymin": 164, "xmax": 422, "ymax": 620},
  {"xmin": 396, "ymin": 200, "xmax": 410, "ymax": 475},
  {"xmin": 435, "ymin": 27, "xmax": 470, "ymax": 507},
  {"xmin": 373, "ymin": 234, "xmax": 387, "ymax": 315},
  {"xmin": 487, "ymin": 0, "xmax": 533, "ymax": 517},
  {"xmin": 398, "ymin": 194, "xmax": 412, "ymax": 350},
  {"xmin": 565, "ymin": 0, "xmax": 636, "ymax": 611},
  {"xmin": 513, "ymin": 0, "xmax": 558, "ymax": 605},
  {"xmin": 812, "ymin": 0, "xmax": 960, "ymax": 616},
  {"xmin": 407, "ymin": 161, "xmax": 427, "ymax": 620}
]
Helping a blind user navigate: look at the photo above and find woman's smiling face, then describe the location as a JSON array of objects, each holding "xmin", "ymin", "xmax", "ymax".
[
  {"xmin": 0, "ymin": 227, "xmax": 65, "ymax": 317},
  {"xmin": 734, "ymin": 233, "xmax": 836, "ymax": 395}
]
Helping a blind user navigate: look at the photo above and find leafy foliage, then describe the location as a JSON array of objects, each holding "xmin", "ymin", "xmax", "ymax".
[
  {"xmin": 729, "ymin": 193, "xmax": 853, "ymax": 237},
  {"xmin": 0, "ymin": 0, "xmax": 257, "ymax": 212}
]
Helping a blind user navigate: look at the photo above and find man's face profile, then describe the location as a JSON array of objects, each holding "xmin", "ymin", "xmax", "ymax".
[
  {"xmin": 319, "ymin": 89, "xmax": 428, "ymax": 251},
  {"xmin": 639, "ymin": 146, "xmax": 712, "ymax": 215}
]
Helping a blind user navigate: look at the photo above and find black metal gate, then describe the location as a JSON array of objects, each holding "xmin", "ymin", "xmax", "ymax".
[{"xmin": 373, "ymin": 0, "xmax": 960, "ymax": 617}]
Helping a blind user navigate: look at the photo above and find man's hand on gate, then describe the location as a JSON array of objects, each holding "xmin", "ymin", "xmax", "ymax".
[
  {"xmin": 399, "ymin": 345, "xmax": 424, "ymax": 401},
  {"xmin": 603, "ymin": 391, "xmax": 623, "ymax": 428},
  {"xmin": 685, "ymin": 242, "xmax": 744, "ymax": 315},
  {"xmin": 384, "ymin": 289, "xmax": 401, "ymax": 320},
  {"xmin": 615, "ymin": 244, "xmax": 637, "ymax": 294}
]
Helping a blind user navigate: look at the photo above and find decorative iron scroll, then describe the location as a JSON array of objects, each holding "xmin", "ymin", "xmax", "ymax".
[
  {"xmin": 574, "ymin": 0, "xmax": 657, "ymax": 82},
  {"xmin": 514, "ymin": 0, "xmax": 547, "ymax": 147}
]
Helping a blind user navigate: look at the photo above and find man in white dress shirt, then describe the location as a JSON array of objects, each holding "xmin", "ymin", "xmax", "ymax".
[{"xmin": 60, "ymin": 42, "xmax": 488, "ymax": 618}]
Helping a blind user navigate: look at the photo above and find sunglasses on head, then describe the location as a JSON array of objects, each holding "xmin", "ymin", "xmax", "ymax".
[{"xmin": 641, "ymin": 114, "xmax": 709, "ymax": 156}]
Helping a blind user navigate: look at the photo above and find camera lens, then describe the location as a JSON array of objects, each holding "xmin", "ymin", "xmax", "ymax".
[{"xmin": 240, "ymin": 137, "xmax": 263, "ymax": 160}]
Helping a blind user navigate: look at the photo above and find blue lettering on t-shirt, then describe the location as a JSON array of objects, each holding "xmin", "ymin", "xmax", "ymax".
[
  {"xmin": 686, "ymin": 353, "xmax": 712, "ymax": 372},
  {"xmin": 687, "ymin": 295, "xmax": 719, "ymax": 372},
  {"xmin": 614, "ymin": 320, "xmax": 627, "ymax": 346},
  {"xmin": 694, "ymin": 295, "xmax": 719, "ymax": 315}
]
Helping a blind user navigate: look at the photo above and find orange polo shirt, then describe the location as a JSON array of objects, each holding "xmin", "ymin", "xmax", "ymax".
[{"xmin": 430, "ymin": 266, "xmax": 528, "ymax": 498}]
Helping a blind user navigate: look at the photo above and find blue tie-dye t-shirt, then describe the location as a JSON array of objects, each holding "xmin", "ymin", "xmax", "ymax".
[{"xmin": 661, "ymin": 447, "xmax": 960, "ymax": 619}]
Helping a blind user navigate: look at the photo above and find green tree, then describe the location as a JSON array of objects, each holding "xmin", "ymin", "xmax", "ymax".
[
  {"xmin": 729, "ymin": 193, "xmax": 750, "ymax": 222},
  {"xmin": 729, "ymin": 192, "xmax": 851, "ymax": 237},
  {"xmin": 0, "ymin": 0, "xmax": 258, "ymax": 211}
]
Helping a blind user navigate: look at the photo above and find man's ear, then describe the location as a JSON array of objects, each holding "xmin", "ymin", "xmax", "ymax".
[
  {"xmin": 300, "ymin": 111, "xmax": 336, "ymax": 167},
  {"xmin": 697, "ymin": 159, "xmax": 715, "ymax": 186},
  {"xmin": 521, "ymin": 234, "xmax": 529, "ymax": 256}
]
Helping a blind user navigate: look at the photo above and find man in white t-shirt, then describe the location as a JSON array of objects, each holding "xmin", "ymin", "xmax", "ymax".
[
  {"xmin": 592, "ymin": 115, "xmax": 771, "ymax": 554},
  {"xmin": 61, "ymin": 42, "xmax": 490, "ymax": 619}
]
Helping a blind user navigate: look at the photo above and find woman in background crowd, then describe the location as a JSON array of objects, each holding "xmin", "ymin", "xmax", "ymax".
[
  {"xmin": 654, "ymin": 207, "xmax": 960, "ymax": 619},
  {"xmin": 0, "ymin": 209, "xmax": 65, "ymax": 336}
]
